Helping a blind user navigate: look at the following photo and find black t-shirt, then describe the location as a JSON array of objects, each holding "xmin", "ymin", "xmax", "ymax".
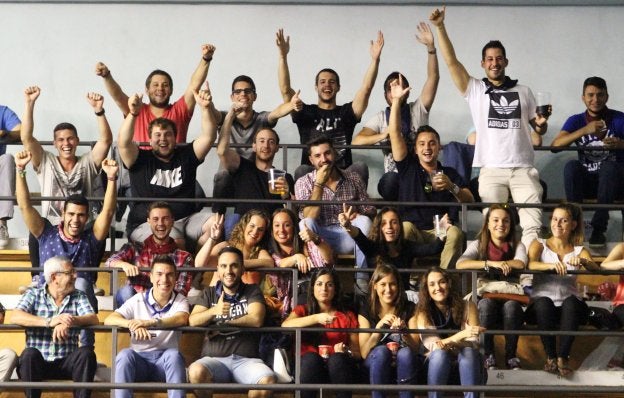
[
  {"xmin": 292, "ymin": 102, "xmax": 359, "ymax": 168},
  {"xmin": 396, "ymin": 155, "xmax": 464, "ymax": 229},
  {"xmin": 232, "ymin": 157, "xmax": 295, "ymax": 215},
  {"xmin": 195, "ymin": 282, "xmax": 265, "ymax": 359},
  {"xmin": 127, "ymin": 144, "xmax": 201, "ymax": 231}
]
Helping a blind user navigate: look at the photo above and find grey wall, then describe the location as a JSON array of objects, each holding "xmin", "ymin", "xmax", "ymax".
[{"xmin": 1, "ymin": 3, "xmax": 622, "ymax": 238}]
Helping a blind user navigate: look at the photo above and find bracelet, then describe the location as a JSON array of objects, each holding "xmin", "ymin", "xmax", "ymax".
[
  {"xmin": 95, "ymin": 109, "xmax": 105, "ymax": 116},
  {"xmin": 17, "ymin": 168, "xmax": 26, "ymax": 177},
  {"xmin": 107, "ymin": 176, "xmax": 118, "ymax": 181},
  {"xmin": 428, "ymin": 48, "xmax": 437, "ymax": 54},
  {"xmin": 130, "ymin": 112, "xmax": 139, "ymax": 117},
  {"xmin": 203, "ymin": 56, "xmax": 213, "ymax": 62},
  {"xmin": 484, "ymin": 260, "xmax": 489, "ymax": 272},
  {"xmin": 314, "ymin": 182, "xmax": 324, "ymax": 189}
]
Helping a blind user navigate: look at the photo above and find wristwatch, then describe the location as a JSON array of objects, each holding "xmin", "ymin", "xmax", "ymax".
[
  {"xmin": 450, "ymin": 184, "xmax": 460, "ymax": 195},
  {"xmin": 45, "ymin": 317, "xmax": 52, "ymax": 328}
]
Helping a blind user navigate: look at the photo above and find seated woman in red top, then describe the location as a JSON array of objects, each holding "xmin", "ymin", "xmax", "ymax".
[{"xmin": 282, "ymin": 268, "xmax": 360, "ymax": 398}]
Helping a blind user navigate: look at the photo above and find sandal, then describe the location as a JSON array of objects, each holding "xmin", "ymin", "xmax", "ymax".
[
  {"xmin": 544, "ymin": 358, "xmax": 558, "ymax": 374},
  {"xmin": 557, "ymin": 358, "xmax": 573, "ymax": 377}
]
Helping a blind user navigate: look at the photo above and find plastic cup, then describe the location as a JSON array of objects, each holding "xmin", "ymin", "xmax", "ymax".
[
  {"xmin": 268, "ymin": 169, "xmax": 287, "ymax": 195},
  {"xmin": 318, "ymin": 345, "xmax": 332, "ymax": 359},
  {"xmin": 434, "ymin": 215, "xmax": 446, "ymax": 239}
]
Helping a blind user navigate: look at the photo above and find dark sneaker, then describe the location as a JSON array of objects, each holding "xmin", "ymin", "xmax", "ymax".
[
  {"xmin": 589, "ymin": 231, "xmax": 606, "ymax": 248},
  {"xmin": 484, "ymin": 354, "xmax": 497, "ymax": 370},
  {"xmin": 507, "ymin": 357, "xmax": 521, "ymax": 370}
]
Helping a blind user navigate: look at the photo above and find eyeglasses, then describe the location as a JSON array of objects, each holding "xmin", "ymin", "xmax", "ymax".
[
  {"xmin": 232, "ymin": 88, "xmax": 255, "ymax": 95},
  {"xmin": 56, "ymin": 269, "xmax": 77, "ymax": 276}
]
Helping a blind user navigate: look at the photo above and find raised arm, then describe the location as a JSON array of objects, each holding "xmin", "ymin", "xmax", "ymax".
[
  {"xmin": 429, "ymin": 7, "xmax": 470, "ymax": 94},
  {"xmin": 20, "ymin": 86, "xmax": 44, "ymax": 169},
  {"xmin": 86, "ymin": 92, "xmax": 113, "ymax": 167},
  {"xmin": 352, "ymin": 31, "xmax": 384, "ymax": 119},
  {"xmin": 267, "ymin": 90, "xmax": 303, "ymax": 124},
  {"xmin": 95, "ymin": 62, "xmax": 130, "ymax": 115},
  {"xmin": 216, "ymin": 104, "xmax": 242, "ymax": 172},
  {"xmin": 183, "ymin": 44, "xmax": 216, "ymax": 113},
  {"xmin": 192, "ymin": 87, "xmax": 218, "ymax": 161},
  {"xmin": 276, "ymin": 29, "xmax": 296, "ymax": 102},
  {"xmin": 15, "ymin": 150, "xmax": 45, "ymax": 238},
  {"xmin": 92, "ymin": 159, "xmax": 119, "ymax": 241},
  {"xmin": 387, "ymin": 76, "xmax": 411, "ymax": 162},
  {"xmin": 117, "ymin": 94, "xmax": 142, "ymax": 168},
  {"xmin": 415, "ymin": 22, "xmax": 440, "ymax": 111}
]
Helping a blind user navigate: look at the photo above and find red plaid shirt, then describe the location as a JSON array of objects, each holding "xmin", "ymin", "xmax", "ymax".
[{"xmin": 105, "ymin": 236, "xmax": 194, "ymax": 295}]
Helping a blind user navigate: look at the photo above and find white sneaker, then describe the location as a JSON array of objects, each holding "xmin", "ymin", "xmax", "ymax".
[{"xmin": 0, "ymin": 224, "xmax": 9, "ymax": 249}]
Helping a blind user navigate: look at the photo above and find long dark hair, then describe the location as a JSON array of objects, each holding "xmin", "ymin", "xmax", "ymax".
[
  {"xmin": 368, "ymin": 263, "xmax": 408, "ymax": 322},
  {"xmin": 416, "ymin": 267, "xmax": 464, "ymax": 326},
  {"xmin": 307, "ymin": 268, "xmax": 342, "ymax": 315},
  {"xmin": 476, "ymin": 204, "xmax": 518, "ymax": 260},
  {"xmin": 368, "ymin": 207, "xmax": 404, "ymax": 259},
  {"xmin": 269, "ymin": 208, "xmax": 304, "ymax": 256}
]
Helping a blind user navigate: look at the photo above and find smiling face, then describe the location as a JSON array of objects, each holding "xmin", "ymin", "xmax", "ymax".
[
  {"xmin": 315, "ymin": 71, "xmax": 340, "ymax": 105},
  {"xmin": 253, "ymin": 129, "xmax": 279, "ymax": 163},
  {"xmin": 313, "ymin": 273, "xmax": 336, "ymax": 305},
  {"xmin": 147, "ymin": 207, "xmax": 174, "ymax": 243},
  {"xmin": 150, "ymin": 262, "xmax": 176, "ymax": 297},
  {"xmin": 487, "ymin": 208, "xmax": 511, "ymax": 243},
  {"xmin": 380, "ymin": 210, "xmax": 401, "ymax": 243},
  {"xmin": 62, "ymin": 203, "xmax": 89, "ymax": 238},
  {"xmin": 550, "ymin": 208, "xmax": 577, "ymax": 241},
  {"xmin": 308, "ymin": 143, "xmax": 335, "ymax": 171},
  {"xmin": 230, "ymin": 81, "xmax": 257, "ymax": 111},
  {"xmin": 149, "ymin": 124, "xmax": 176, "ymax": 160},
  {"xmin": 244, "ymin": 215, "xmax": 267, "ymax": 247},
  {"xmin": 426, "ymin": 271, "xmax": 449, "ymax": 304},
  {"xmin": 415, "ymin": 131, "xmax": 440, "ymax": 166},
  {"xmin": 146, "ymin": 74, "xmax": 172, "ymax": 108},
  {"xmin": 583, "ymin": 85, "xmax": 609, "ymax": 116},
  {"xmin": 481, "ymin": 48, "xmax": 508, "ymax": 83},
  {"xmin": 54, "ymin": 129, "xmax": 79, "ymax": 160},
  {"xmin": 217, "ymin": 251, "xmax": 244, "ymax": 291},
  {"xmin": 272, "ymin": 211, "xmax": 294, "ymax": 246},
  {"xmin": 374, "ymin": 274, "xmax": 399, "ymax": 306}
]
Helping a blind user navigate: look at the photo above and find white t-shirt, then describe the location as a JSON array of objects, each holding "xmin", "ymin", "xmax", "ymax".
[
  {"xmin": 362, "ymin": 99, "xmax": 428, "ymax": 172},
  {"xmin": 35, "ymin": 151, "xmax": 101, "ymax": 224},
  {"xmin": 115, "ymin": 289, "xmax": 190, "ymax": 352},
  {"xmin": 464, "ymin": 77, "xmax": 536, "ymax": 168}
]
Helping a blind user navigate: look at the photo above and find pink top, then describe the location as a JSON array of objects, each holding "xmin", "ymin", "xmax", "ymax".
[{"xmin": 133, "ymin": 96, "xmax": 192, "ymax": 144}]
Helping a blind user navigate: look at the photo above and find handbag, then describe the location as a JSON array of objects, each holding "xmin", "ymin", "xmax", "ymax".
[{"xmin": 273, "ymin": 348, "xmax": 293, "ymax": 383}]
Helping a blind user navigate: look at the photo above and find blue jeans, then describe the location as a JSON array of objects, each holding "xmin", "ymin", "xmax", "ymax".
[
  {"xmin": 115, "ymin": 285, "xmax": 137, "ymax": 308},
  {"xmin": 426, "ymin": 347, "xmax": 482, "ymax": 398},
  {"xmin": 114, "ymin": 348, "xmax": 186, "ymax": 398},
  {"xmin": 377, "ymin": 171, "xmax": 399, "ymax": 201},
  {"xmin": 365, "ymin": 345, "xmax": 419, "ymax": 398},
  {"xmin": 300, "ymin": 216, "xmax": 371, "ymax": 279},
  {"xmin": 563, "ymin": 160, "xmax": 624, "ymax": 233}
]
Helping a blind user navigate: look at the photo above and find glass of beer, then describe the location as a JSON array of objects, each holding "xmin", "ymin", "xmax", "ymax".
[
  {"xmin": 536, "ymin": 92, "xmax": 551, "ymax": 117},
  {"xmin": 268, "ymin": 168, "xmax": 287, "ymax": 195}
]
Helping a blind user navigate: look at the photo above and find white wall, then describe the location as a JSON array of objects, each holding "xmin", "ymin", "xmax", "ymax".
[{"xmin": 2, "ymin": 3, "xmax": 623, "ymax": 238}]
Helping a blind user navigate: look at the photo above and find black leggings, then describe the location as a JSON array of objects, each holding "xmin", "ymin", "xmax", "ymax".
[
  {"xmin": 299, "ymin": 352, "xmax": 357, "ymax": 398},
  {"xmin": 525, "ymin": 295, "xmax": 589, "ymax": 359}
]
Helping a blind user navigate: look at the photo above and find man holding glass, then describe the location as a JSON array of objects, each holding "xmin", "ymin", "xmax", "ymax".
[
  {"xmin": 551, "ymin": 76, "xmax": 624, "ymax": 247},
  {"xmin": 430, "ymin": 6, "xmax": 550, "ymax": 249},
  {"xmin": 386, "ymin": 80, "xmax": 472, "ymax": 269}
]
